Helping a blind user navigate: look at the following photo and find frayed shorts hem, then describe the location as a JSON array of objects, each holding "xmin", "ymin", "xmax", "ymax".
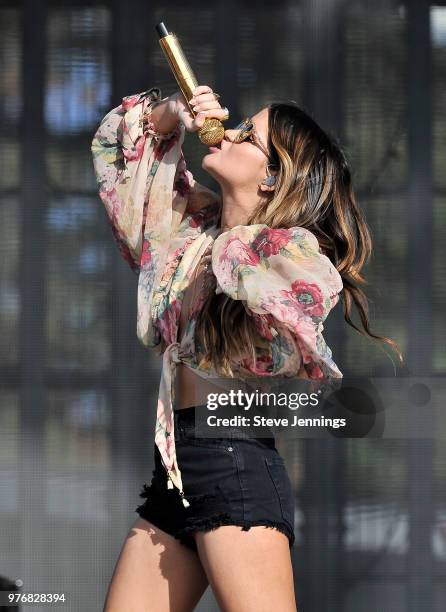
[
  {"xmin": 136, "ymin": 509, "xmax": 295, "ymax": 552},
  {"xmin": 174, "ymin": 514, "xmax": 295, "ymax": 548}
]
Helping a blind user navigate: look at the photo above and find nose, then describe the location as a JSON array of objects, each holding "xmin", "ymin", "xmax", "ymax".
[
  {"xmin": 222, "ymin": 129, "xmax": 236, "ymax": 144},
  {"xmin": 217, "ymin": 131, "xmax": 230, "ymax": 149}
]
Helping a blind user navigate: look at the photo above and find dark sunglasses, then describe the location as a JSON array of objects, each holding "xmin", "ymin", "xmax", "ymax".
[{"xmin": 231, "ymin": 117, "xmax": 270, "ymax": 158}]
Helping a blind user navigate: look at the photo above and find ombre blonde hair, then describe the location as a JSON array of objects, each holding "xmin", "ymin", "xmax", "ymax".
[{"xmin": 193, "ymin": 101, "xmax": 404, "ymax": 377}]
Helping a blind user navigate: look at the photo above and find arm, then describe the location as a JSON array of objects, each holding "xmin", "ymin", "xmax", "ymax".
[
  {"xmin": 211, "ymin": 224, "xmax": 344, "ymax": 379},
  {"xmin": 152, "ymin": 89, "xmax": 222, "ymax": 215},
  {"xmin": 91, "ymin": 87, "xmax": 184, "ymax": 273},
  {"xmin": 91, "ymin": 87, "xmax": 221, "ymax": 348},
  {"xmin": 91, "ymin": 87, "xmax": 221, "ymax": 273}
]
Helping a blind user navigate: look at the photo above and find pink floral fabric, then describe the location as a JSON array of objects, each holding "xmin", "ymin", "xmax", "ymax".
[
  {"xmin": 212, "ymin": 224, "xmax": 344, "ymax": 380},
  {"xmin": 91, "ymin": 87, "xmax": 344, "ymax": 506}
]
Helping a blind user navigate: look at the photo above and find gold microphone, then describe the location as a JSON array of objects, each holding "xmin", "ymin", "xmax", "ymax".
[{"xmin": 155, "ymin": 22, "xmax": 225, "ymax": 146}]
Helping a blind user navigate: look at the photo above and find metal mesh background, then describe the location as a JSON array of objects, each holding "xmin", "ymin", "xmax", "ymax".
[{"xmin": 0, "ymin": 1, "xmax": 445, "ymax": 610}]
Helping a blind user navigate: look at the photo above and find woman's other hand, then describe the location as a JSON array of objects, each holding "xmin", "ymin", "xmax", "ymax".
[{"xmin": 169, "ymin": 85, "xmax": 228, "ymax": 134}]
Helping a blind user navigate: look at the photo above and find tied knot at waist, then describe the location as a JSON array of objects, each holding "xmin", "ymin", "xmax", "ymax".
[{"xmin": 162, "ymin": 340, "xmax": 189, "ymax": 367}]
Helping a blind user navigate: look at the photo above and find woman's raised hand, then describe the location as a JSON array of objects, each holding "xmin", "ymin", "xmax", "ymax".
[{"xmin": 170, "ymin": 85, "xmax": 228, "ymax": 134}]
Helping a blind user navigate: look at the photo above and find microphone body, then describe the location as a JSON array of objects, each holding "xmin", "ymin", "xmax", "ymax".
[{"xmin": 155, "ymin": 22, "xmax": 225, "ymax": 146}]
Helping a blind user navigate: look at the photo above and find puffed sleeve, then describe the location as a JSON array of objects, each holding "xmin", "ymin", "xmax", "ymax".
[
  {"xmin": 211, "ymin": 224, "xmax": 344, "ymax": 379},
  {"xmin": 91, "ymin": 87, "xmax": 221, "ymax": 347},
  {"xmin": 91, "ymin": 86, "xmax": 221, "ymax": 271}
]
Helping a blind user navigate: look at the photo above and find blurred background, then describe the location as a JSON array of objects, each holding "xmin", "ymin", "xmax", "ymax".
[{"xmin": 0, "ymin": 0, "xmax": 445, "ymax": 610}]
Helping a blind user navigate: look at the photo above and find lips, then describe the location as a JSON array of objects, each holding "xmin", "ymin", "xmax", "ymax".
[{"xmin": 208, "ymin": 141, "xmax": 223, "ymax": 151}]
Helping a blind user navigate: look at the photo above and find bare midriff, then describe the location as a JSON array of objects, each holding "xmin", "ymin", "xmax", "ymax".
[{"xmin": 175, "ymin": 363, "xmax": 226, "ymax": 410}]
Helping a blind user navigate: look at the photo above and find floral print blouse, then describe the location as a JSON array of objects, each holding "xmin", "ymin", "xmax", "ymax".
[{"xmin": 91, "ymin": 86, "xmax": 344, "ymax": 507}]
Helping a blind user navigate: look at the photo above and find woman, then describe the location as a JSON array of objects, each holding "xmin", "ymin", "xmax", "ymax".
[{"xmin": 91, "ymin": 84, "xmax": 403, "ymax": 611}]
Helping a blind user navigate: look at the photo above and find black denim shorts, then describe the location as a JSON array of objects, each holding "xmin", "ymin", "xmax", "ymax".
[{"xmin": 135, "ymin": 406, "xmax": 295, "ymax": 552}]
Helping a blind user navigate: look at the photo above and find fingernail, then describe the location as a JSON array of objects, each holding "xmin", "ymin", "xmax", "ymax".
[
  {"xmin": 193, "ymin": 106, "xmax": 200, "ymax": 112},
  {"xmin": 198, "ymin": 111, "xmax": 205, "ymax": 115}
]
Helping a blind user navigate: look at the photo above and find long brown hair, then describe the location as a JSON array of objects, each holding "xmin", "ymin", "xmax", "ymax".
[{"xmin": 194, "ymin": 100, "xmax": 404, "ymax": 376}]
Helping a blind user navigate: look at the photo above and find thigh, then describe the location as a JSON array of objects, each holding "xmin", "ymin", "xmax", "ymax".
[
  {"xmin": 103, "ymin": 517, "xmax": 209, "ymax": 612},
  {"xmin": 194, "ymin": 525, "xmax": 297, "ymax": 612}
]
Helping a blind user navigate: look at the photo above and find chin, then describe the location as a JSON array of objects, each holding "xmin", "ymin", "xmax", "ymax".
[{"xmin": 201, "ymin": 156, "xmax": 216, "ymax": 174}]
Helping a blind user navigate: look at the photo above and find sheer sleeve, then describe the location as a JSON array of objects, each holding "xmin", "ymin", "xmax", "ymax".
[
  {"xmin": 211, "ymin": 224, "xmax": 344, "ymax": 379},
  {"xmin": 91, "ymin": 87, "xmax": 221, "ymax": 347},
  {"xmin": 91, "ymin": 87, "xmax": 185, "ymax": 273}
]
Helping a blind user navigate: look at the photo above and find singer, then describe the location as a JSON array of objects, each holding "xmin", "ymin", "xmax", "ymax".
[{"xmin": 91, "ymin": 84, "xmax": 403, "ymax": 611}]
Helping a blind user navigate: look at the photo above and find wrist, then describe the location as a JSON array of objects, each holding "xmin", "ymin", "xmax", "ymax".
[
  {"xmin": 167, "ymin": 94, "xmax": 180, "ymax": 120},
  {"xmin": 148, "ymin": 95, "xmax": 180, "ymax": 136},
  {"xmin": 168, "ymin": 92, "xmax": 188, "ymax": 126}
]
